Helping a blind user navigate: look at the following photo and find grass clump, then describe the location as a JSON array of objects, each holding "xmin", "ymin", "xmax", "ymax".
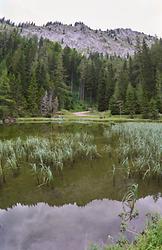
[
  {"xmin": 104, "ymin": 123, "xmax": 162, "ymax": 180},
  {"xmin": 0, "ymin": 132, "xmax": 99, "ymax": 187}
]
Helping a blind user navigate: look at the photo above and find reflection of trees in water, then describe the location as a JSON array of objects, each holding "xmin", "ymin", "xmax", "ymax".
[{"xmin": 153, "ymin": 192, "xmax": 161, "ymax": 203}]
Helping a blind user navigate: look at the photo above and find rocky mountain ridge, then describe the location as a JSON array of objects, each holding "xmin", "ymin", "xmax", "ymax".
[{"xmin": 0, "ymin": 19, "xmax": 157, "ymax": 57}]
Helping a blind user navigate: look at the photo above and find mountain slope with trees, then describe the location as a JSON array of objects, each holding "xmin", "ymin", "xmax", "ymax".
[{"xmin": 0, "ymin": 21, "xmax": 162, "ymax": 119}]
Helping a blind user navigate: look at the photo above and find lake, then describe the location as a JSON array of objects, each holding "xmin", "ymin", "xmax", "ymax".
[{"xmin": 0, "ymin": 122, "xmax": 162, "ymax": 250}]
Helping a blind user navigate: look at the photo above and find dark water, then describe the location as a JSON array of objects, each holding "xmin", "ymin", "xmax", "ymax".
[{"xmin": 0, "ymin": 122, "xmax": 162, "ymax": 250}]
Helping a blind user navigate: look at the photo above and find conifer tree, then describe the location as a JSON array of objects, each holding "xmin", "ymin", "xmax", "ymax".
[
  {"xmin": 140, "ymin": 39, "xmax": 156, "ymax": 98},
  {"xmin": 79, "ymin": 58, "xmax": 87, "ymax": 101},
  {"xmin": 106, "ymin": 63, "xmax": 115, "ymax": 107},
  {"xmin": 109, "ymin": 82, "xmax": 123, "ymax": 115},
  {"xmin": 155, "ymin": 70, "xmax": 162, "ymax": 113},
  {"xmin": 149, "ymin": 98, "xmax": 159, "ymax": 120},
  {"xmin": 53, "ymin": 53, "xmax": 68, "ymax": 109},
  {"xmin": 10, "ymin": 74, "xmax": 27, "ymax": 116},
  {"xmin": 118, "ymin": 61, "xmax": 129, "ymax": 101},
  {"xmin": 98, "ymin": 64, "xmax": 108, "ymax": 111},
  {"xmin": 125, "ymin": 83, "xmax": 136, "ymax": 118},
  {"xmin": 0, "ymin": 70, "xmax": 14, "ymax": 118},
  {"xmin": 136, "ymin": 83, "xmax": 144, "ymax": 114},
  {"xmin": 27, "ymin": 71, "xmax": 39, "ymax": 115}
]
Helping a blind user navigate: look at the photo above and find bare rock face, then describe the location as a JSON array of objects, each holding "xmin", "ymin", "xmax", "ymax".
[{"xmin": 20, "ymin": 21, "xmax": 156, "ymax": 57}]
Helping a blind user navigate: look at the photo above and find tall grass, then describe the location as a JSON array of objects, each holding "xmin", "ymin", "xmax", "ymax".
[
  {"xmin": 104, "ymin": 123, "xmax": 162, "ymax": 180},
  {"xmin": 0, "ymin": 132, "xmax": 99, "ymax": 187}
]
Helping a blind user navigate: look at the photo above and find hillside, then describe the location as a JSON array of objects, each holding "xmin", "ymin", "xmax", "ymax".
[
  {"xmin": 18, "ymin": 21, "xmax": 156, "ymax": 57},
  {"xmin": 0, "ymin": 18, "xmax": 162, "ymax": 119}
]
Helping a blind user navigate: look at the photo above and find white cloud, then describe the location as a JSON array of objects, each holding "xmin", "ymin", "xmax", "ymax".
[{"xmin": 0, "ymin": 0, "xmax": 161, "ymax": 37}]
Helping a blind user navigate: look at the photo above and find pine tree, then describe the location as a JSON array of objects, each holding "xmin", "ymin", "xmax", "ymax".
[
  {"xmin": 136, "ymin": 83, "xmax": 144, "ymax": 114},
  {"xmin": 125, "ymin": 83, "xmax": 136, "ymax": 118},
  {"xmin": 118, "ymin": 61, "xmax": 129, "ymax": 101},
  {"xmin": 155, "ymin": 70, "xmax": 162, "ymax": 113},
  {"xmin": 109, "ymin": 82, "xmax": 123, "ymax": 115},
  {"xmin": 106, "ymin": 63, "xmax": 116, "ymax": 107},
  {"xmin": 84, "ymin": 60, "xmax": 94, "ymax": 104},
  {"xmin": 9, "ymin": 74, "xmax": 27, "ymax": 116},
  {"xmin": 98, "ymin": 63, "xmax": 108, "ymax": 111},
  {"xmin": 35, "ymin": 60, "xmax": 49, "ymax": 90},
  {"xmin": 0, "ymin": 70, "xmax": 14, "ymax": 118},
  {"xmin": 53, "ymin": 53, "xmax": 68, "ymax": 109},
  {"xmin": 79, "ymin": 58, "xmax": 87, "ymax": 101},
  {"xmin": 140, "ymin": 39, "xmax": 156, "ymax": 98},
  {"xmin": 149, "ymin": 98, "xmax": 159, "ymax": 120},
  {"xmin": 27, "ymin": 71, "xmax": 39, "ymax": 116},
  {"xmin": 141, "ymin": 94, "xmax": 150, "ymax": 119}
]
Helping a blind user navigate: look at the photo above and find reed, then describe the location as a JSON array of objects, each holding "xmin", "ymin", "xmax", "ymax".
[
  {"xmin": 0, "ymin": 140, "xmax": 11, "ymax": 185},
  {"xmin": 7, "ymin": 153, "xmax": 20, "ymax": 177},
  {"xmin": 0, "ymin": 132, "xmax": 99, "ymax": 187},
  {"xmin": 104, "ymin": 123, "xmax": 162, "ymax": 180}
]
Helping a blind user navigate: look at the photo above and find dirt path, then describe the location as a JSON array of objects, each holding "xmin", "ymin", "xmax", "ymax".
[{"xmin": 72, "ymin": 111, "xmax": 91, "ymax": 117}]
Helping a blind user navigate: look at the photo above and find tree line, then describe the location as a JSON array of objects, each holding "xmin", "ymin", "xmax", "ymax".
[{"xmin": 0, "ymin": 26, "xmax": 162, "ymax": 119}]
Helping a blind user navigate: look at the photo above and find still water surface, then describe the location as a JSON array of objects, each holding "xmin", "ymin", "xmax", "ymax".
[{"xmin": 0, "ymin": 123, "xmax": 162, "ymax": 250}]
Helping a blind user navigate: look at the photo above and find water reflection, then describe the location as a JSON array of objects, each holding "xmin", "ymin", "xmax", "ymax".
[{"xmin": 0, "ymin": 196, "xmax": 162, "ymax": 250}]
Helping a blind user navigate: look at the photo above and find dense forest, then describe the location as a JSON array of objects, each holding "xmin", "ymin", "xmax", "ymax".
[{"xmin": 0, "ymin": 24, "xmax": 162, "ymax": 119}]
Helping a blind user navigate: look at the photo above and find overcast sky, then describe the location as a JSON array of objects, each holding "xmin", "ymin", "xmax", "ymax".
[{"xmin": 0, "ymin": 0, "xmax": 161, "ymax": 37}]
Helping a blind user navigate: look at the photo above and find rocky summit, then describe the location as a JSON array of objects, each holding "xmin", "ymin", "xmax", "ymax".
[{"xmin": 20, "ymin": 21, "xmax": 156, "ymax": 57}]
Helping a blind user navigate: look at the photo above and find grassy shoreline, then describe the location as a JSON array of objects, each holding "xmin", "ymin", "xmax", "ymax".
[
  {"xmin": 13, "ymin": 114, "xmax": 162, "ymax": 124},
  {"xmin": 16, "ymin": 119, "xmax": 162, "ymax": 124},
  {"xmin": 1, "ymin": 111, "xmax": 162, "ymax": 124}
]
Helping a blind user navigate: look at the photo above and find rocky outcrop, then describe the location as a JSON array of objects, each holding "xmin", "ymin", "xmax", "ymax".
[{"xmin": 20, "ymin": 22, "xmax": 156, "ymax": 57}]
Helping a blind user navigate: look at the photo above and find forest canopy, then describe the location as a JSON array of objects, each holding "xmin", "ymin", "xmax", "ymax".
[{"xmin": 0, "ymin": 26, "xmax": 162, "ymax": 119}]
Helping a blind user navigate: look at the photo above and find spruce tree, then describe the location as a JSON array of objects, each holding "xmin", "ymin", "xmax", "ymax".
[
  {"xmin": 53, "ymin": 53, "xmax": 68, "ymax": 109},
  {"xmin": 155, "ymin": 70, "xmax": 162, "ymax": 113},
  {"xmin": 9, "ymin": 74, "xmax": 27, "ymax": 116},
  {"xmin": 136, "ymin": 83, "xmax": 144, "ymax": 114},
  {"xmin": 118, "ymin": 61, "xmax": 129, "ymax": 101},
  {"xmin": 140, "ymin": 39, "xmax": 156, "ymax": 98},
  {"xmin": 0, "ymin": 70, "xmax": 14, "ymax": 118},
  {"xmin": 149, "ymin": 98, "xmax": 159, "ymax": 120},
  {"xmin": 27, "ymin": 71, "xmax": 39, "ymax": 116},
  {"xmin": 109, "ymin": 82, "xmax": 123, "ymax": 115},
  {"xmin": 125, "ymin": 83, "xmax": 136, "ymax": 118},
  {"xmin": 79, "ymin": 58, "xmax": 87, "ymax": 101},
  {"xmin": 98, "ymin": 64, "xmax": 108, "ymax": 111}
]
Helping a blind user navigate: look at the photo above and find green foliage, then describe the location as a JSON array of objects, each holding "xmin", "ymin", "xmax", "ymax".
[
  {"xmin": 0, "ymin": 27, "xmax": 162, "ymax": 118},
  {"xmin": 27, "ymin": 72, "xmax": 39, "ymax": 115},
  {"xmin": 149, "ymin": 98, "xmax": 159, "ymax": 120},
  {"xmin": 0, "ymin": 69, "xmax": 14, "ymax": 118},
  {"xmin": 131, "ymin": 217, "xmax": 162, "ymax": 250},
  {"xmin": 125, "ymin": 83, "xmax": 136, "ymax": 118},
  {"xmin": 104, "ymin": 123, "xmax": 162, "ymax": 180},
  {"xmin": 89, "ymin": 218, "xmax": 162, "ymax": 250},
  {"xmin": 0, "ymin": 132, "xmax": 99, "ymax": 187},
  {"xmin": 109, "ymin": 83, "xmax": 123, "ymax": 115}
]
